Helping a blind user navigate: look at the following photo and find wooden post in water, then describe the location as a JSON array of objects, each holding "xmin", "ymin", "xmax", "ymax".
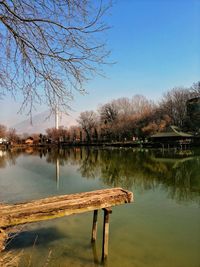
[
  {"xmin": 91, "ymin": 242, "xmax": 99, "ymax": 264},
  {"xmin": 91, "ymin": 210, "xmax": 98, "ymax": 242},
  {"xmin": 102, "ymin": 208, "xmax": 112, "ymax": 261}
]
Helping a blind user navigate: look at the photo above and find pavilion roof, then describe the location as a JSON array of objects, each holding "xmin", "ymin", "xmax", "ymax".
[{"xmin": 151, "ymin": 125, "xmax": 193, "ymax": 138}]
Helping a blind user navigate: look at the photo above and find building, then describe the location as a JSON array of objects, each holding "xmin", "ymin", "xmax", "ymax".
[
  {"xmin": 0, "ymin": 138, "xmax": 8, "ymax": 144},
  {"xmin": 25, "ymin": 137, "xmax": 34, "ymax": 145},
  {"xmin": 150, "ymin": 125, "xmax": 193, "ymax": 147}
]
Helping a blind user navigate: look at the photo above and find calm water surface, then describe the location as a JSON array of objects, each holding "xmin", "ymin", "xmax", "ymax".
[{"xmin": 0, "ymin": 147, "xmax": 199, "ymax": 267}]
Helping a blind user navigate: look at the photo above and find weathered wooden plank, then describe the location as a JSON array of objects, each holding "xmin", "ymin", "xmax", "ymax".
[{"xmin": 0, "ymin": 188, "xmax": 133, "ymax": 228}]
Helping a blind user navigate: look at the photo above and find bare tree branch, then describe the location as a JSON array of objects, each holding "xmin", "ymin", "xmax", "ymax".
[{"xmin": 0, "ymin": 0, "xmax": 112, "ymax": 115}]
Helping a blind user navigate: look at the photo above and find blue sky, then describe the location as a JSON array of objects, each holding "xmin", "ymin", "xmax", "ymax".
[{"xmin": 1, "ymin": 0, "xmax": 200, "ymax": 127}]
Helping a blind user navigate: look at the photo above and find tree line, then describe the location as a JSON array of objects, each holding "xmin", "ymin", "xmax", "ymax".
[
  {"xmin": 60, "ymin": 82, "xmax": 199, "ymax": 143},
  {"xmin": 0, "ymin": 82, "xmax": 199, "ymax": 144}
]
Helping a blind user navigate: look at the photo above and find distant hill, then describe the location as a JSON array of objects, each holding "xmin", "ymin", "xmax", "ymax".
[{"xmin": 13, "ymin": 110, "xmax": 78, "ymax": 134}]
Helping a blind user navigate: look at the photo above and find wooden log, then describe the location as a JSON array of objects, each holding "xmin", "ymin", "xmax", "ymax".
[
  {"xmin": 102, "ymin": 208, "xmax": 112, "ymax": 261},
  {"xmin": 0, "ymin": 188, "xmax": 133, "ymax": 229},
  {"xmin": 91, "ymin": 210, "xmax": 98, "ymax": 242}
]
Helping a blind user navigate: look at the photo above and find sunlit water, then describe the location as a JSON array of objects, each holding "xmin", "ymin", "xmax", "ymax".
[{"xmin": 0, "ymin": 147, "xmax": 199, "ymax": 267}]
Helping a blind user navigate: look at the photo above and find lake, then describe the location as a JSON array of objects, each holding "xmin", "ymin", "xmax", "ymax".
[{"xmin": 0, "ymin": 147, "xmax": 199, "ymax": 267}]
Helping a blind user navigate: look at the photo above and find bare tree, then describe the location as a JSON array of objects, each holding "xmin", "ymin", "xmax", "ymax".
[
  {"xmin": 77, "ymin": 110, "xmax": 98, "ymax": 141},
  {"xmin": 112, "ymin": 97, "xmax": 132, "ymax": 115},
  {"xmin": 68, "ymin": 125, "xmax": 82, "ymax": 141},
  {"xmin": 190, "ymin": 81, "xmax": 200, "ymax": 96},
  {"xmin": 7, "ymin": 127, "xmax": 19, "ymax": 143},
  {"xmin": 131, "ymin": 95, "xmax": 154, "ymax": 115},
  {"xmin": 99, "ymin": 102, "xmax": 118, "ymax": 124},
  {"xmin": 46, "ymin": 126, "xmax": 67, "ymax": 142},
  {"xmin": 0, "ymin": 0, "xmax": 111, "ymax": 114},
  {"xmin": 0, "ymin": 124, "xmax": 7, "ymax": 138},
  {"xmin": 160, "ymin": 87, "xmax": 195, "ymax": 127}
]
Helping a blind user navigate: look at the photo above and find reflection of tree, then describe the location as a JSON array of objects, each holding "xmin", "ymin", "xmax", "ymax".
[
  {"xmin": 1, "ymin": 147, "xmax": 200, "ymax": 203},
  {"xmin": 78, "ymin": 148, "xmax": 100, "ymax": 179},
  {"xmin": 56, "ymin": 147, "xmax": 200, "ymax": 203},
  {"xmin": 0, "ymin": 153, "xmax": 6, "ymax": 168},
  {"xmin": 45, "ymin": 148, "xmax": 83, "ymax": 167},
  {"xmin": 162, "ymin": 158, "xmax": 200, "ymax": 202},
  {"xmin": 0, "ymin": 149, "xmax": 23, "ymax": 168},
  {"xmin": 99, "ymin": 149, "xmax": 136, "ymax": 189},
  {"xmin": 46, "ymin": 148, "xmax": 67, "ymax": 166}
]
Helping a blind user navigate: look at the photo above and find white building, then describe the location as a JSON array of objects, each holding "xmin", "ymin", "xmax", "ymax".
[{"xmin": 0, "ymin": 138, "xmax": 8, "ymax": 144}]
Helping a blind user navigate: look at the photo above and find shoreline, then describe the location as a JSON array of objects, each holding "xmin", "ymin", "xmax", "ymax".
[{"xmin": 0, "ymin": 140, "xmax": 200, "ymax": 150}]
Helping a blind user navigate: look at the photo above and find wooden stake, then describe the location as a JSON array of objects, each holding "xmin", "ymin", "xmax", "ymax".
[
  {"xmin": 91, "ymin": 210, "xmax": 98, "ymax": 242},
  {"xmin": 91, "ymin": 242, "xmax": 99, "ymax": 264},
  {"xmin": 102, "ymin": 208, "xmax": 112, "ymax": 261}
]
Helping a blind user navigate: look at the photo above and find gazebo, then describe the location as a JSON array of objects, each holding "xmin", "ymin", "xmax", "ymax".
[{"xmin": 150, "ymin": 125, "xmax": 193, "ymax": 148}]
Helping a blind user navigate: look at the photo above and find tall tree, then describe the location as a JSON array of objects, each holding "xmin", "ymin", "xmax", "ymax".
[
  {"xmin": 77, "ymin": 111, "xmax": 98, "ymax": 142},
  {"xmin": 160, "ymin": 87, "xmax": 195, "ymax": 127},
  {"xmin": 7, "ymin": 128, "xmax": 19, "ymax": 143},
  {"xmin": 131, "ymin": 95, "xmax": 154, "ymax": 115},
  {"xmin": 99, "ymin": 102, "xmax": 118, "ymax": 124},
  {"xmin": 0, "ymin": 0, "xmax": 111, "ymax": 114}
]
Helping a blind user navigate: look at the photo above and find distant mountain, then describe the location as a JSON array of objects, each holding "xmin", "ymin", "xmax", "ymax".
[{"xmin": 13, "ymin": 110, "xmax": 78, "ymax": 134}]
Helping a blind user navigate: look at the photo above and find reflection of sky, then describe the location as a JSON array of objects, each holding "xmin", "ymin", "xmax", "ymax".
[{"xmin": 0, "ymin": 154, "xmax": 102, "ymax": 203}]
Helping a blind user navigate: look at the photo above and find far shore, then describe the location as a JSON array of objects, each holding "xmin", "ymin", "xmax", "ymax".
[{"xmin": 1, "ymin": 138, "xmax": 200, "ymax": 150}]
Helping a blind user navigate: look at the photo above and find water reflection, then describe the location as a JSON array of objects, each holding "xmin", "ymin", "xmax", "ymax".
[
  {"xmin": 0, "ymin": 147, "xmax": 199, "ymax": 203},
  {"xmin": 56, "ymin": 158, "xmax": 60, "ymax": 189},
  {"xmin": 0, "ymin": 147, "xmax": 199, "ymax": 267}
]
